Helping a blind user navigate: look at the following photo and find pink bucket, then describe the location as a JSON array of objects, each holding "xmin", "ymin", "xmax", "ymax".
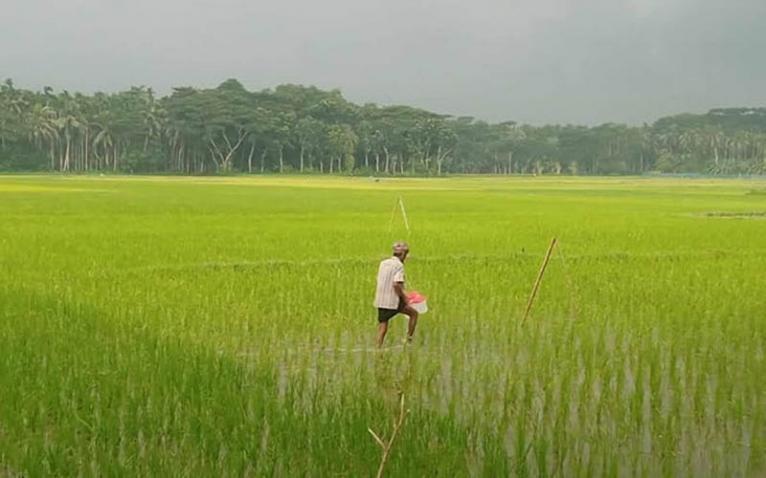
[{"xmin": 406, "ymin": 291, "xmax": 428, "ymax": 314}]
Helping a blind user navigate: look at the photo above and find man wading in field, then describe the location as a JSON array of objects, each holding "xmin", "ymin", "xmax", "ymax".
[{"xmin": 374, "ymin": 241, "xmax": 418, "ymax": 347}]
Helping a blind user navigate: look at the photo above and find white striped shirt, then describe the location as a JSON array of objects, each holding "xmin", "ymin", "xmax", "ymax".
[{"xmin": 374, "ymin": 257, "xmax": 405, "ymax": 309}]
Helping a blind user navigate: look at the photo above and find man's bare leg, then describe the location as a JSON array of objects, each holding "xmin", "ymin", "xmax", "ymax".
[
  {"xmin": 377, "ymin": 321, "xmax": 389, "ymax": 347},
  {"xmin": 403, "ymin": 307, "xmax": 419, "ymax": 343}
]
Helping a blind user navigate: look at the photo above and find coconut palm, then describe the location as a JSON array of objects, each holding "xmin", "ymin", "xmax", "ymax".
[{"xmin": 26, "ymin": 104, "xmax": 59, "ymax": 169}]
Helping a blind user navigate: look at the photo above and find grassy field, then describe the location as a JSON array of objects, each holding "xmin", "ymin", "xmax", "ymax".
[{"xmin": 1, "ymin": 175, "xmax": 765, "ymax": 477}]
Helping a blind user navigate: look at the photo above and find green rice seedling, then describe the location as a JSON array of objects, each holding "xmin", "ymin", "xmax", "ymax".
[{"xmin": 0, "ymin": 175, "xmax": 764, "ymax": 476}]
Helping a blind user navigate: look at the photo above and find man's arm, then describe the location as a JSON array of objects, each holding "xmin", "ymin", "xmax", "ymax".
[
  {"xmin": 392, "ymin": 263, "xmax": 407, "ymax": 305},
  {"xmin": 393, "ymin": 281, "xmax": 408, "ymax": 306}
]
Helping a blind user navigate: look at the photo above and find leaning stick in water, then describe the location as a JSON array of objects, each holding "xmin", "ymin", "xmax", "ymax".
[{"xmin": 521, "ymin": 237, "xmax": 557, "ymax": 324}]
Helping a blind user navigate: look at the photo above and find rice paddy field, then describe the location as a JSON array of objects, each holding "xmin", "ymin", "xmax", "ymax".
[{"xmin": 1, "ymin": 174, "xmax": 765, "ymax": 477}]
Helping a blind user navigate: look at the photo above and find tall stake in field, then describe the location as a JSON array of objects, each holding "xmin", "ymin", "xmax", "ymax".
[
  {"xmin": 398, "ymin": 197, "xmax": 410, "ymax": 236},
  {"xmin": 521, "ymin": 237, "xmax": 557, "ymax": 324},
  {"xmin": 368, "ymin": 392, "xmax": 409, "ymax": 478},
  {"xmin": 388, "ymin": 196, "xmax": 411, "ymax": 236}
]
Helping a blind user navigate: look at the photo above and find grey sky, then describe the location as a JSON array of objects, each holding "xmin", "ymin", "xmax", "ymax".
[{"xmin": 2, "ymin": 0, "xmax": 764, "ymax": 125}]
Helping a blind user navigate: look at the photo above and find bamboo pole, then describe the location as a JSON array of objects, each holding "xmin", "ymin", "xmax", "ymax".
[
  {"xmin": 388, "ymin": 196, "xmax": 411, "ymax": 236},
  {"xmin": 388, "ymin": 198, "xmax": 399, "ymax": 233},
  {"xmin": 398, "ymin": 197, "xmax": 411, "ymax": 236},
  {"xmin": 521, "ymin": 238, "xmax": 557, "ymax": 325}
]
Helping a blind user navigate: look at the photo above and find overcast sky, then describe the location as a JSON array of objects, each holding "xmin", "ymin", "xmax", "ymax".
[{"xmin": 2, "ymin": 0, "xmax": 764, "ymax": 125}]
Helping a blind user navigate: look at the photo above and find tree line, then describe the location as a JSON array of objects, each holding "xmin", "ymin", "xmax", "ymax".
[{"xmin": 1, "ymin": 78, "xmax": 765, "ymax": 175}]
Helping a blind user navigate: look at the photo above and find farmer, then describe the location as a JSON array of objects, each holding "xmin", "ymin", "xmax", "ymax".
[{"xmin": 374, "ymin": 241, "xmax": 418, "ymax": 347}]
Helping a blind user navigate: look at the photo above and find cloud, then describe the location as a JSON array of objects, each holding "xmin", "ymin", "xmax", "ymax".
[{"xmin": 1, "ymin": 0, "xmax": 763, "ymax": 124}]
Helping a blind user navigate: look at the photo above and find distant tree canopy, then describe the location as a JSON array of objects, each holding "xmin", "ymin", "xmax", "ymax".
[{"xmin": 1, "ymin": 78, "xmax": 765, "ymax": 175}]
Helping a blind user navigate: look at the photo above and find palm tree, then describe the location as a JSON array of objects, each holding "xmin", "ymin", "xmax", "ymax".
[
  {"xmin": 53, "ymin": 92, "xmax": 84, "ymax": 171},
  {"xmin": 142, "ymin": 96, "xmax": 164, "ymax": 155},
  {"xmin": 92, "ymin": 125, "xmax": 115, "ymax": 170},
  {"xmin": 0, "ymin": 79, "xmax": 28, "ymax": 150},
  {"xmin": 26, "ymin": 104, "xmax": 59, "ymax": 169},
  {"xmin": 704, "ymin": 127, "xmax": 725, "ymax": 170},
  {"xmin": 55, "ymin": 113, "xmax": 82, "ymax": 172}
]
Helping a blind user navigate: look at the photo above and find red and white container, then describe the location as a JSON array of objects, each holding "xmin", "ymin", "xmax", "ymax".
[{"xmin": 406, "ymin": 291, "xmax": 428, "ymax": 314}]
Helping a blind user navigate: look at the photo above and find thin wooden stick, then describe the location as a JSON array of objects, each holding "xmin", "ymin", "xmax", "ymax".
[
  {"xmin": 369, "ymin": 392, "xmax": 409, "ymax": 478},
  {"xmin": 388, "ymin": 198, "xmax": 399, "ymax": 233},
  {"xmin": 398, "ymin": 196, "xmax": 411, "ymax": 236},
  {"xmin": 521, "ymin": 237, "xmax": 557, "ymax": 325},
  {"xmin": 388, "ymin": 196, "xmax": 411, "ymax": 236}
]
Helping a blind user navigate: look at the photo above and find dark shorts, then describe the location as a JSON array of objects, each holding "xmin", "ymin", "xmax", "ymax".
[{"xmin": 377, "ymin": 299, "xmax": 405, "ymax": 323}]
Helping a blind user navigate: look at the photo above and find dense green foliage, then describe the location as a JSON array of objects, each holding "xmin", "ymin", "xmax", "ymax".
[
  {"xmin": 1, "ymin": 175, "xmax": 764, "ymax": 476},
  {"xmin": 2, "ymin": 79, "xmax": 766, "ymax": 175}
]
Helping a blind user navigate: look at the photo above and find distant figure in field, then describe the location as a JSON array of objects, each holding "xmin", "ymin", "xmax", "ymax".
[{"xmin": 374, "ymin": 241, "xmax": 418, "ymax": 347}]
